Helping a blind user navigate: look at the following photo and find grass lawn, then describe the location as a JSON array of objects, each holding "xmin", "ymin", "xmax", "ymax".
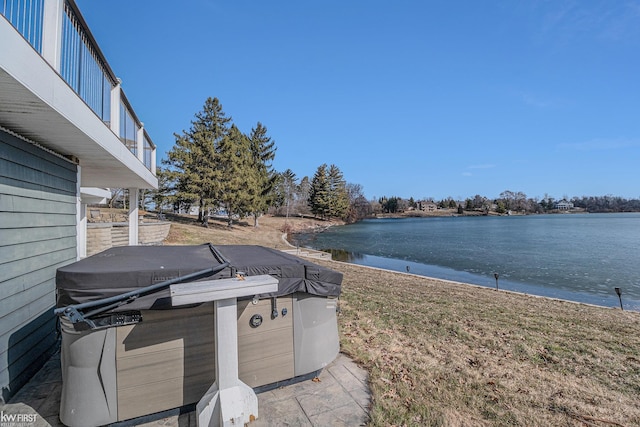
[
  {"xmin": 162, "ymin": 214, "xmax": 640, "ymax": 426},
  {"xmin": 329, "ymin": 260, "xmax": 640, "ymax": 426}
]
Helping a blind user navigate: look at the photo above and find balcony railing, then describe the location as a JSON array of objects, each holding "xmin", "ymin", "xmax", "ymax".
[
  {"xmin": 1, "ymin": 0, "xmax": 43, "ymax": 52},
  {"xmin": 1, "ymin": 0, "xmax": 156, "ymax": 175},
  {"xmin": 143, "ymin": 132, "xmax": 153, "ymax": 171},
  {"xmin": 120, "ymin": 93, "xmax": 140, "ymax": 156},
  {"xmin": 61, "ymin": 1, "xmax": 114, "ymax": 123}
]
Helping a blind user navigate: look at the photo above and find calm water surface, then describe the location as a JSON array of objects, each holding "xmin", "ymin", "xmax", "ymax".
[{"xmin": 292, "ymin": 213, "xmax": 640, "ymax": 311}]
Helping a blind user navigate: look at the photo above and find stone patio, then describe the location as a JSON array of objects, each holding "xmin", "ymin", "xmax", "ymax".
[{"xmin": 3, "ymin": 351, "xmax": 370, "ymax": 427}]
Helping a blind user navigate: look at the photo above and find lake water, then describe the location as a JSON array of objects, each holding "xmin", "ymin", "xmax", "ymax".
[{"xmin": 291, "ymin": 213, "xmax": 640, "ymax": 311}]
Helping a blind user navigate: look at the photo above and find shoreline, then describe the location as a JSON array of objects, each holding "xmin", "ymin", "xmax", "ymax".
[
  {"xmin": 162, "ymin": 214, "xmax": 640, "ymax": 425},
  {"xmin": 287, "ymin": 217, "xmax": 639, "ymax": 313},
  {"xmin": 339, "ymin": 260, "xmax": 625, "ymax": 313},
  {"xmin": 169, "ymin": 214, "xmax": 637, "ymax": 312},
  {"xmin": 297, "ymin": 245, "xmax": 633, "ymax": 313},
  {"xmin": 329, "ymin": 253, "xmax": 640, "ymax": 425}
]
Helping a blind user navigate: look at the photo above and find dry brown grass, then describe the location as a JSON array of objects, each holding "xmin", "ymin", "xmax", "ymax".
[
  {"xmin": 324, "ymin": 261, "xmax": 640, "ymax": 426},
  {"xmin": 162, "ymin": 214, "xmax": 640, "ymax": 427},
  {"xmin": 162, "ymin": 214, "xmax": 337, "ymax": 248}
]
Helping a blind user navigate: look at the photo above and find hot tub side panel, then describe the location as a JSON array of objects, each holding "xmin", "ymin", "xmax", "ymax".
[
  {"xmin": 115, "ymin": 303, "xmax": 215, "ymax": 421},
  {"xmin": 59, "ymin": 293, "xmax": 340, "ymax": 426},
  {"xmin": 237, "ymin": 296, "xmax": 294, "ymax": 388},
  {"xmin": 293, "ymin": 293, "xmax": 340, "ymax": 376},
  {"xmin": 59, "ymin": 320, "xmax": 118, "ymax": 426}
]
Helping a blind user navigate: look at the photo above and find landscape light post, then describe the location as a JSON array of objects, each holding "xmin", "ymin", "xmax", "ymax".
[
  {"xmin": 494, "ymin": 273, "xmax": 499, "ymax": 290},
  {"xmin": 615, "ymin": 287, "xmax": 623, "ymax": 311}
]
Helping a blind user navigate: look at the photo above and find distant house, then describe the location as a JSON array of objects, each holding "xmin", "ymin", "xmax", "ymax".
[
  {"xmin": 555, "ymin": 200, "xmax": 574, "ymax": 211},
  {"xmin": 1, "ymin": 1, "xmax": 157, "ymax": 402},
  {"xmin": 174, "ymin": 204, "xmax": 200, "ymax": 216},
  {"xmin": 417, "ymin": 200, "xmax": 438, "ymax": 212}
]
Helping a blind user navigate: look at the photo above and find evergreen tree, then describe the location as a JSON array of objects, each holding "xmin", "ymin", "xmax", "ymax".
[
  {"xmin": 308, "ymin": 164, "xmax": 349, "ymax": 219},
  {"xmin": 247, "ymin": 122, "xmax": 277, "ymax": 227},
  {"xmin": 151, "ymin": 166, "xmax": 176, "ymax": 213},
  {"xmin": 465, "ymin": 198, "xmax": 473, "ymax": 210},
  {"xmin": 385, "ymin": 197, "xmax": 399, "ymax": 213},
  {"xmin": 217, "ymin": 124, "xmax": 253, "ymax": 227},
  {"xmin": 280, "ymin": 169, "xmax": 297, "ymax": 221},
  {"xmin": 163, "ymin": 97, "xmax": 231, "ymax": 222},
  {"xmin": 296, "ymin": 176, "xmax": 311, "ymax": 216},
  {"xmin": 308, "ymin": 164, "xmax": 330, "ymax": 218},
  {"xmin": 270, "ymin": 173, "xmax": 285, "ymax": 213},
  {"xmin": 327, "ymin": 164, "xmax": 349, "ymax": 218}
]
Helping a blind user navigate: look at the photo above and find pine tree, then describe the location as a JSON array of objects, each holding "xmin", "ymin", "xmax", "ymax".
[
  {"xmin": 247, "ymin": 122, "xmax": 277, "ymax": 227},
  {"xmin": 307, "ymin": 164, "xmax": 350, "ymax": 219},
  {"xmin": 151, "ymin": 166, "xmax": 176, "ymax": 213},
  {"xmin": 308, "ymin": 164, "xmax": 330, "ymax": 219},
  {"xmin": 217, "ymin": 124, "xmax": 253, "ymax": 227},
  {"xmin": 327, "ymin": 164, "xmax": 349, "ymax": 218},
  {"xmin": 280, "ymin": 169, "xmax": 297, "ymax": 221},
  {"xmin": 163, "ymin": 97, "xmax": 231, "ymax": 222},
  {"xmin": 296, "ymin": 176, "xmax": 311, "ymax": 216}
]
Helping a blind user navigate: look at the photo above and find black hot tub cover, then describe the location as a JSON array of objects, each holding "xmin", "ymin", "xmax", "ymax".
[{"xmin": 56, "ymin": 244, "xmax": 342, "ymax": 312}]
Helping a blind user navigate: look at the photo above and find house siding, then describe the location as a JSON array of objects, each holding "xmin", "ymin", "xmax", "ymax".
[{"xmin": 0, "ymin": 129, "xmax": 78, "ymax": 403}]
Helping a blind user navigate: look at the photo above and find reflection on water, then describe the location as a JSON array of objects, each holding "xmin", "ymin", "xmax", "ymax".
[
  {"xmin": 321, "ymin": 248, "xmax": 365, "ymax": 263},
  {"xmin": 290, "ymin": 214, "xmax": 640, "ymax": 311}
]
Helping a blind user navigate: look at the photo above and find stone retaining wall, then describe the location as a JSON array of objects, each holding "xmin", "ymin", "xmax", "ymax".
[{"xmin": 86, "ymin": 222, "xmax": 171, "ymax": 256}]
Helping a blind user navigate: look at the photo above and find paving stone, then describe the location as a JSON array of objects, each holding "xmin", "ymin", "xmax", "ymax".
[
  {"xmin": 37, "ymin": 360, "xmax": 63, "ymax": 385},
  {"xmin": 256, "ymin": 389, "xmax": 282, "ymax": 405},
  {"xmin": 135, "ymin": 414, "xmax": 182, "ymax": 427},
  {"xmin": 272, "ymin": 374, "xmax": 339, "ymax": 402},
  {"xmin": 44, "ymin": 414, "xmax": 64, "ymax": 427},
  {"xmin": 343, "ymin": 360, "xmax": 369, "ymax": 384},
  {"xmin": 328, "ymin": 364, "xmax": 366, "ymax": 392},
  {"xmin": 251, "ymin": 397, "xmax": 312, "ymax": 427},
  {"xmin": 0, "ymin": 402, "xmax": 53, "ymax": 427},
  {"xmin": 8, "ymin": 352, "xmax": 371, "ymax": 426},
  {"xmin": 347, "ymin": 386, "xmax": 372, "ymax": 411},
  {"xmin": 33, "ymin": 383, "xmax": 62, "ymax": 418},
  {"xmin": 307, "ymin": 400, "xmax": 369, "ymax": 427},
  {"xmin": 296, "ymin": 382, "xmax": 355, "ymax": 418}
]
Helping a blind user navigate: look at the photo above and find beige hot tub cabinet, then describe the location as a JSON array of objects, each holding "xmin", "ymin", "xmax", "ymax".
[{"xmin": 55, "ymin": 244, "xmax": 342, "ymax": 427}]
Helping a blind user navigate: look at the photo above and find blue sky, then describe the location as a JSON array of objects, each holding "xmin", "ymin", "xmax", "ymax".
[{"xmin": 76, "ymin": 0, "xmax": 640, "ymax": 201}]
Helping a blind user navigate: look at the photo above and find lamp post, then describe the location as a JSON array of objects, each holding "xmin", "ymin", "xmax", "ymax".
[
  {"xmin": 615, "ymin": 287, "xmax": 623, "ymax": 311},
  {"xmin": 494, "ymin": 273, "xmax": 499, "ymax": 290}
]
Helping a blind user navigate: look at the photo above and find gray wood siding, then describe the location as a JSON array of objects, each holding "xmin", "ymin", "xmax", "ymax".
[{"xmin": 0, "ymin": 129, "xmax": 78, "ymax": 403}]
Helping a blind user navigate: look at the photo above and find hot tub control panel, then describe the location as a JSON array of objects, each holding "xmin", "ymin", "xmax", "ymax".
[{"xmin": 92, "ymin": 311, "xmax": 143, "ymax": 329}]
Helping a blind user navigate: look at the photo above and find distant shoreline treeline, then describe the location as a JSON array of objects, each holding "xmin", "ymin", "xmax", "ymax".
[
  {"xmin": 373, "ymin": 191, "xmax": 640, "ymax": 215},
  {"xmin": 146, "ymin": 97, "xmax": 638, "ymax": 223}
]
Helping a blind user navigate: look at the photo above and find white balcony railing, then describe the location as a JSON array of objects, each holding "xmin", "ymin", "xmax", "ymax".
[
  {"xmin": 1, "ymin": 0, "xmax": 156, "ymax": 174},
  {"xmin": 1, "ymin": 0, "xmax": 43, "ymax": 52},
  {"xmin": 60, "ymin": 0, "xmax": 113, "ymax": 124},
  {"xmin": 119, "ymin": 91, "xmax": 140, "ymax": 156}
]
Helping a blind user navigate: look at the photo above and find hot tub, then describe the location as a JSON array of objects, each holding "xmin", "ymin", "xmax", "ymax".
[{"xmin": 55, "ymin": 244, "xmax": 342, "ymax": 426}]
